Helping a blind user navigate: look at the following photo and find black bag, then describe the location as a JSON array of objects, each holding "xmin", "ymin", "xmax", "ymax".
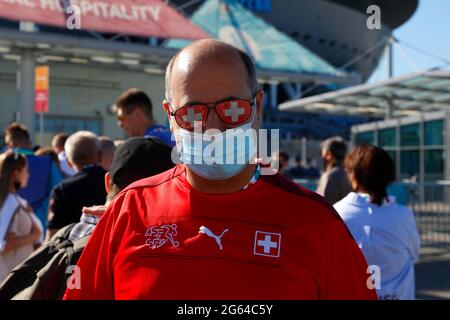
[{"xmin": 0, "ymin": 223, "xmax": 89, "ymax": 300}]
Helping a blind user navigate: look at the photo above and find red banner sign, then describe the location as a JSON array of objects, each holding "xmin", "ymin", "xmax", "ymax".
[
  {"xmin": 35, "ymin": 65, "xmax": 49, "ymax": 113},
  {"xmin": 0, "ymin": 0, "xmax": 208, "ymax": 40}
]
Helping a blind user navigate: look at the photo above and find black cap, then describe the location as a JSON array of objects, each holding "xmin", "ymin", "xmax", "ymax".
[{"xmin": 109, "ymin": 137, "xmax": 175, "ymax": 189}]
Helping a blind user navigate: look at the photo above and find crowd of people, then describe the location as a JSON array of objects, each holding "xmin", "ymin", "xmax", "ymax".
[{"xmin": 0, "ymin": 39, "xmax": 420, "ymax": 300}]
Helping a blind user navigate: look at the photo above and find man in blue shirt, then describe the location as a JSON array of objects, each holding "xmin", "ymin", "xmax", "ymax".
[{"xmin": 115, "ymin": 88, "xmax": 174, "ymax": 147}]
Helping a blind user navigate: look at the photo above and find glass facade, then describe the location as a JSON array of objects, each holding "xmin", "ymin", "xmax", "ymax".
[
  {"xmin": 424, "ymin": 120, "xmax": 444, "ymax": 146},
  {"xmin": 400, "ymin": 124, "xmax": 420, "ymax": 146},
  {"xmin": 355, "ymin": 131, "xmax": 375, "ymax": 145},
  {"xmin": 33, "ymin": 115, "xmax": 103, "ymax": 147},
  {"xmin": 353, "ymin": 116, "xmax": 446, "ymax": 182},
  {"xmin": 35, "ymin": 115, "xmax": 102, "ymax": 135},
  {"xmin": 425, "ymin": 149, "xmax": 445, "ymax": 180},
  {"xmin": 400, "ymin": 150, "xmax": 420, "ymax": 179},
  {"xmin": 379, "ymin": 128, "xmax": 397, "ymax": 147}
]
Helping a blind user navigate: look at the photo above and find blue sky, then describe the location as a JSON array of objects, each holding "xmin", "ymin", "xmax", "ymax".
[{"xmin": 368, "ymin": 0, "xmax": 450, "ymax": 82}]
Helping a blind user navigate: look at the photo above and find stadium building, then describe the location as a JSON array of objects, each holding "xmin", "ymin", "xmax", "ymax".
[{"xmin": 0, "ymin": 0, "xmax": 418, "ymax": 146}]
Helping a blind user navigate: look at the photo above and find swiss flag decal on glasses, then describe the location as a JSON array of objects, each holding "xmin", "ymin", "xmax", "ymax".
[
  {"xmin": 172, "ymin": 99, "xmax": 253, "ymax": 130},
  {"xmin": 216, "ymin": 100, "xmax": 252, "ymax": 124},
  {"xmin": 175, "ymin": 105, "xmax": 207, "ymax": 130}
]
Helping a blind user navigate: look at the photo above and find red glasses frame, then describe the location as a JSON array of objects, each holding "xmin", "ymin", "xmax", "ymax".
[{"xmin": 169, "ymin": 98, "xmax": 255, "ymax": 130}]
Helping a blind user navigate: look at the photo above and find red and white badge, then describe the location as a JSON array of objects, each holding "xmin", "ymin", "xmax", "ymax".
[{"xmin": 253, "ymin": 231, "xmax": 281, "ymax": 258}]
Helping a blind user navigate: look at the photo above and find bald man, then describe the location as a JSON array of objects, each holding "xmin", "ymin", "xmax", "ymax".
[
  {"xmin": 46, "ymin": 131, "xmax": 106, "ymax": 240},
  {"xmin": 65, "ymin": 40, "xmax": 376, "ymax": 300}
]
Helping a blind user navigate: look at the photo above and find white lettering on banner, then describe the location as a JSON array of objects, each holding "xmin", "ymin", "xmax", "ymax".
[
  {"xmin": 136, "ymin": 6, "xmax": 147, "ymax": 20},
  {"xmin": 147, "ymin": 5, "xmax": 160, "ymax": 21},
  {"xmin": 39, "ymin": 0, "xmax": 54, "ymax": 10},
  {"xmin": 96, "ymin": 1, "xmax": 108, "ymax": 18},
  {"xmin": 0, "ymin": 0, "xmax": 164, "ymax": 22},
  {"xmin": 70, "ymin": 1, "xmax": 162, "ymax": 22},
  {"xmin": 109, "ymin": 3, "xmax": 122, "ymax": 19},
  {"xmin": 80, "ymin": 1, "xmax": 94, "ymax": 15},
  {"xmin": 120, "ymin": 4, "xmax": 134, "ymax": 20},
  {"xmin": 0, "ymin": 0, "xmax": 35, "ymax": 8}
]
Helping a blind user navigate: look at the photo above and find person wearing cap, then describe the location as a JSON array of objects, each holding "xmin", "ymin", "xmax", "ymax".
[
  {"xmin": 68, "ymin": 137, "xmax": 175, "ymax": 242},
  {"xmin": 65, "ymin": 40, "xmax": 376, "ymax": 300}
]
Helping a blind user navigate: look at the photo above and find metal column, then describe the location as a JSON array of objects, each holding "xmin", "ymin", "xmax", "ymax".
[
  {"xmin": 17, "ymin": 49, "xmax": 35, "ymax": 141},
  {"xmin": 385, "ymin": 37, "xmax": 394, "ymax": 120}
]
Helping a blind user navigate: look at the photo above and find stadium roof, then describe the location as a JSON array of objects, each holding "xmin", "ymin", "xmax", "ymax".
[
  {"xmin": 0, "ymin": 27, "xmax": 178, "ymax": 72},
  {"xmin": 165, "ymin": 0, "xmax": 356, "ymax": 84},
  {"xmin": 279, "ymin": 69, "xmax": 450, "ymax": 118}
]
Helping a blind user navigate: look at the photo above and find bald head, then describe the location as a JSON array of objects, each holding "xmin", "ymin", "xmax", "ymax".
[
  {"xmin": 65, "ymin": 131, "xmax": 101, "ymax": 169},
  {"xmin": 165, "ymin": 39, "xmax": 258, "ymax": 104}
]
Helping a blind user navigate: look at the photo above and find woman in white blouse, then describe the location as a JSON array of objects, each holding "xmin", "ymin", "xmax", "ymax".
[
  {"xmin": 0, "ymin": 151, "xmax": 43, "ymax": 283},
  {"xmin": 334, "ymin": 144, "xmax": 420, "ymax": 300}
]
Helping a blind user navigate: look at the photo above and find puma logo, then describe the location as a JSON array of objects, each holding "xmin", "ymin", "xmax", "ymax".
[{"xmin": 199, "ymin": 226, "xmax": 229, "ymax": 251}]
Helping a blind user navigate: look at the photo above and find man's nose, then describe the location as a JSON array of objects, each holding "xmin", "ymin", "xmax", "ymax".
[{"xmin": 204, "ymin": 111, "xmax": 226, "ymax": 132}]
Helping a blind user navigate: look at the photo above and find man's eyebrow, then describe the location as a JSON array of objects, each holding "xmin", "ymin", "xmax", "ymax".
[{"xmin": 183, "ymin": 96, "xmax": 242, "ymax": 106}]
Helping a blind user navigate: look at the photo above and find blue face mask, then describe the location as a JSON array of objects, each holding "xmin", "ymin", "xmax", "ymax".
[{"xmin": 176, "ymin": 113, "xmax": 257, "ymax": 181}]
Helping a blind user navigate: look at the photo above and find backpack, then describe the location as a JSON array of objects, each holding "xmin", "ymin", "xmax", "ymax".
[{"xmin": 0, "ymin": 223, "xmax": 89, "ymax": 300}]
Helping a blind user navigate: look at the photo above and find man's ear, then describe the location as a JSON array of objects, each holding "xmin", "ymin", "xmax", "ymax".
[
  {"xmin": 349, "ymin": 174, "xmax": 358, "ymax": 191},
  {"xmin": 255, "ymin": 90, "xmax": 264, "ymax": 121},
  {"xmin": 163, "ymin": 100, "xmax": 174, "ymax": 131},
  {"xmin": 104, "ymin": 172, "xmax": 111, "ymax": 194},
  {"xmin": 163, "ymin": 100, "xmax": 171, "ymax": 118}
]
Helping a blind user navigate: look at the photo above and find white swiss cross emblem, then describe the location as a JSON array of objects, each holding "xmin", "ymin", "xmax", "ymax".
[
  {"xmin": 182, "ymin": 108, "xmax": 203, "ymax": 127},
  {"xmin": 253, "ymin": 231, "xmax": 281, "ymax": 257},
  {"xmin": 224, "ymin": 101, "xmax": 245, "ymax": 123}
]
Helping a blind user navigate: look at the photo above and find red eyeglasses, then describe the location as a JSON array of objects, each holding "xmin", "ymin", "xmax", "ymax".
[{"xmin": 169, "ymin": 98, "xmax": 255, "ymax": 130}]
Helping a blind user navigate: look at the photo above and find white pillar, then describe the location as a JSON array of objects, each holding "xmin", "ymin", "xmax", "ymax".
[{"xmin": 386, "ymin": 37, "xmax": 394, "ymax": 79}]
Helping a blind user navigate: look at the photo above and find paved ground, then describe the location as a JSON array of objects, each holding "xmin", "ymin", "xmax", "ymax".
[{"xmin": 416, "ymin": 245, "xmax": 450, "ymax": 300}]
